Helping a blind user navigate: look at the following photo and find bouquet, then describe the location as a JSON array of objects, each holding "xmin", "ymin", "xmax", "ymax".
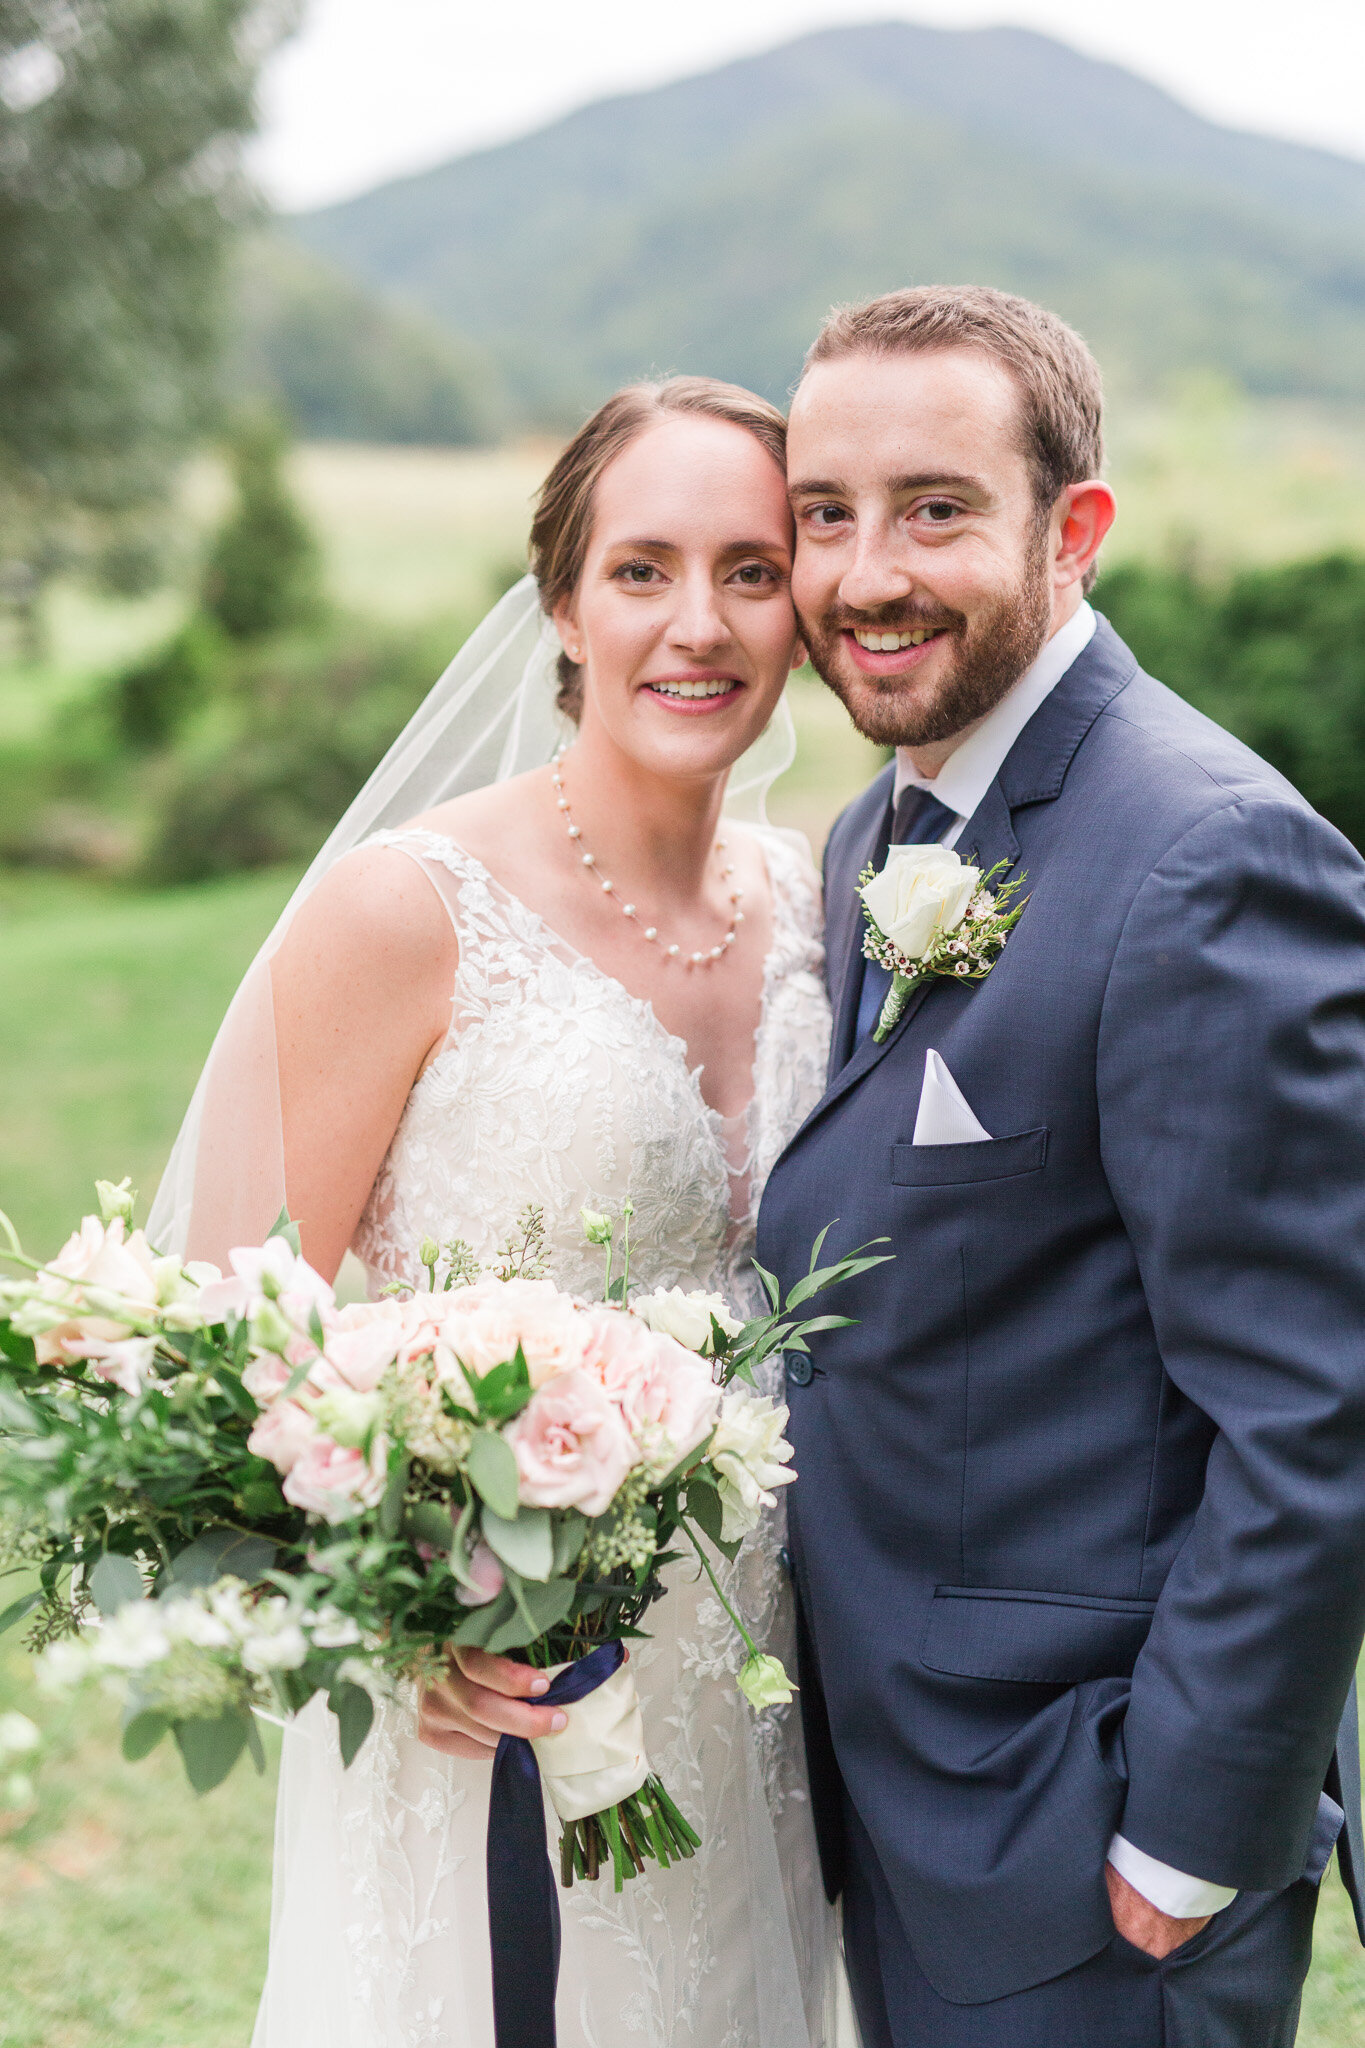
[{"xmin": 0, "ymin": 1182, "xmax": 886, "ymax": 1897}]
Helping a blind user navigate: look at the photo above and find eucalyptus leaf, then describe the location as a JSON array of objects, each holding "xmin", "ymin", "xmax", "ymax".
[
  {"xmin": 165, "ymin": 1527, "xmax": 276, "ymax": 1593},
  {"xmin": 174, "ymin": 1709, "xmax": 249, "ymax": 1794},
  {"xmin": 121, "ymin": 1708, "xmax": 170, "ymax": 1761},
  {"xmin": 0, "ymin": 1591, "xmax": 41, "ymax": 1636},
  {"xmin": 450, "ymin": 1585, "xmax": 518, "ymax": 1648},
  {"xmin": 684, "ymin": 1478, "xmax": 725, "ymax": 1548},
  {"xmin": 467, "ymin": 1430, "xmax": 519, "ymax": 1520},
  {"xmin": 88, "ymin": 1552, "xmax": 144, "ymax": 1615},
  {"xmin": 268, "ymin": 1208, "xmax": 302, "ymax": 1256},
  {"xmin": 404, "ymin": 1500, "xmax": 456, "ymax": 1551},
  {"xmin": 482, "ymin": 1505, "xmax": 553, "ymax": 1582},
  {"xmin": 447, "ymin": 1498, "xmax": 480, "ymax": 1593},
  {"xmin": 329, "ymin": 1680, "xmax": 375, "ymax": 1769},
  {"xmin": 551, "ymin": 1511, "xmax": 587, "ymax": 1575}
]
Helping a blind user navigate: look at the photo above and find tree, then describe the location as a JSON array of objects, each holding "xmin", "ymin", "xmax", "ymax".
[
  {"xmin": 201, "ymin": 406, "xmax": 321, "ymax": 640},
  {"xmin": 0, "ymin": 0, "xmax": 298, "ymax": 652}
]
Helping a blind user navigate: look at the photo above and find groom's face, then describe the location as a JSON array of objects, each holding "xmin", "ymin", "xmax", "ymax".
[{"xmin": 787, "ymin": 348, "xmax": 1054, "ymax": 749}]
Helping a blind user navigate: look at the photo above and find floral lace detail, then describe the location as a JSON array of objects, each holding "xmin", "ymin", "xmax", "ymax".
[{"xmin": 253, "ymin": 824, "xmax": 838, "ymax": 2048}]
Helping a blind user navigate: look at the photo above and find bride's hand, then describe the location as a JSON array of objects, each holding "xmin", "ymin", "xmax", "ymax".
[{"xmin": 417, "ymin": 1648, "xmax": 568, "ymax": 1760}]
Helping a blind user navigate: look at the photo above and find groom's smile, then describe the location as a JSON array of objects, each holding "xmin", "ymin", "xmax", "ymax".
[{"xmin": 788, "ymin": 348, "xmax": 1058, "ymax": 753}]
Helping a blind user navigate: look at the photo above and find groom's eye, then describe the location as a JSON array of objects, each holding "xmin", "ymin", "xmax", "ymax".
[
  {"xmin": 918, "ymin": 500, "xmax": 959, "ymax": 523},
  {"xmin": 807, "ymin": 504, "xmax": 849, "ymax": 528}
]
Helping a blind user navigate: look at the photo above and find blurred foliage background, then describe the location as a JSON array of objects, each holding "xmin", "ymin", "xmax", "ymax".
[{"xmin": 3, "ymin": 5, "xmax": 1365, "ymax": 2043}]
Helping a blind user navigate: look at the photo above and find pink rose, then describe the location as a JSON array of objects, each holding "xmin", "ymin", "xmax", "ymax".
[
  {"xmin": 507, "ymin": 1368, "xmax": 638, "ymax": 1516},
  {"xmin": 585, "ymin": 1311, "xmax": 720, "ymax": 1475},
  {"xmin": 242, "ymin": 1354, "xmax": 291, "ymax": 1402},
  {"xmin": 435, "ymin": 1278, "xmax": 589, "ymax": 1387},
  {"xmin": 282, "ymin": 1434, "xmax": 388, "ymax": 1523},
  {"xmin": 248, "ymin": 1399, "xmax": 318, "ymax": 1475},
  {"xmin": 321, "ymin": 1322, "xmax": 400, "ymax": 1392},
  {"xmin": 455, "ymin": 1539, "xmax": 506, "ymax": 1608}
]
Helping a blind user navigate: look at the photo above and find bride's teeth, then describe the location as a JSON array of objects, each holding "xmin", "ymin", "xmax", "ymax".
[{"xmin": 653, "ymin": 679, "xmax": 734, "ymax": 698}]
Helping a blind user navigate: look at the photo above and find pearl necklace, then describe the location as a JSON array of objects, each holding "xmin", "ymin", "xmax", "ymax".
[{"xmin": 551, "ymin": 754, "xmax": 744, "ymax": 967}]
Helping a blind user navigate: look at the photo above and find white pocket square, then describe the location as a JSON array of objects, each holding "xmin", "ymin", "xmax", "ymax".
[{"xmin": 912, "ymin": 1049, "xmax": 993, "ymax": 1146}]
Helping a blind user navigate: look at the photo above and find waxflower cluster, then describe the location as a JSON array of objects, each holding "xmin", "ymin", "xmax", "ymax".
[
  {"xmin": 858, "ymin": 846, "xmax": 1028, "ymax": 1041},
  {"xmin": 1, "ymin": 1186, "xmax": 886, "ymax": 1889}
]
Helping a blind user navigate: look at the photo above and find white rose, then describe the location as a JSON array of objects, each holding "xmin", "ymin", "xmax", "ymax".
[
  {"xmin": 860, "ymin": 844, "xmax": 980, "ymax": 964},
  {"xmin": 708, "ymin": 1387, "xmax": 797, "ymax": 1541},
  {"xmin": 633, "ymin": 1287, "xmax": 743, "ymax": 1355}
]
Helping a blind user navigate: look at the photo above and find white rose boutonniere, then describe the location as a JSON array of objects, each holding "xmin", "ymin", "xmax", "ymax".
[{"xmin": 859, "ymin": 846, "xmax": 1027, "ymax": 1042}]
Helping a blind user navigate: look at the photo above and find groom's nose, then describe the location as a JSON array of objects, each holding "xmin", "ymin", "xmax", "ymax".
[{"xmin": 837, "ymin": 522, "xmax": 916, "ymax": 614}]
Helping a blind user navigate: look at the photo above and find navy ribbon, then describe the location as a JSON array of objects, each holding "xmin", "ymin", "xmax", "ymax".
[{"xmin": 487, "ymin": 1638, "xmax": 626, "ymax": 2048}]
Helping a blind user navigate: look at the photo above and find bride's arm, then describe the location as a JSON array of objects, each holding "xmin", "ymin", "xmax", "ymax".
[{"xmin": 271, "ymin": 845, "xmax": 457, "ymax": 1282}]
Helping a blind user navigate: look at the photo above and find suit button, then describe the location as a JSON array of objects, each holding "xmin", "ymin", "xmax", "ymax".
[{"xmin": 786, "ymin": 1353, "xmax": 814, "ymax": 1387}]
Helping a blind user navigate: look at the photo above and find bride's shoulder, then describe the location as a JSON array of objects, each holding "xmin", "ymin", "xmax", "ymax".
[{"xmin": 277, "ymin": 836, "xmax": 459, "ymax": 987}]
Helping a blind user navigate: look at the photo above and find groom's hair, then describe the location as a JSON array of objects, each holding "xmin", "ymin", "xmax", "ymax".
[
  {"xmin": 802, "ymin": 285, "xmax": 1105, "ymax": 515},
  {"xmin": 531, "ymin": 376, "xmax": 788, "ymax": 720}
]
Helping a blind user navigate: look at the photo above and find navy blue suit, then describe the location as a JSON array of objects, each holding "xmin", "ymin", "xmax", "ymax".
[{"xmin": 756, "ymin": 620, "xmax": 1365, "ymax": 2039}]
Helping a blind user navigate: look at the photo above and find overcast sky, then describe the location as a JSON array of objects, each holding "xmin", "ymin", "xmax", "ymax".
[{"xmin": 252, "ymin": 0, "xmax": 1365, "ymax": 213}]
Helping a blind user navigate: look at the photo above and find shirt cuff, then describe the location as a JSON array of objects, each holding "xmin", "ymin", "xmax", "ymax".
[{"xmin": 1107, "ymin": 1834, "xmax": 1237, "ymax": 1919}]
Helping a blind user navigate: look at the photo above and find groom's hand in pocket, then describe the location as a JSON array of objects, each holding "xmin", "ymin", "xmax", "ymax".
[
  {"xmin": 1105, "ymin": 1863, "xmax": 1212, "ymax": 1959},
  {"xmin": 417, "ymin": 1647, "xmax": 570, "ymax": 1760}
]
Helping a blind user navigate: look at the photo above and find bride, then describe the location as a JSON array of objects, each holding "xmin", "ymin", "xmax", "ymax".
[{"xmin": 152, "ymin": 375, "xmax": 840, "ymax": 2046}]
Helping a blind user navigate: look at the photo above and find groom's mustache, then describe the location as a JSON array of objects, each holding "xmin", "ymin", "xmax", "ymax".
[{"xmin": 818, "ymin": 601, "xmax": 966, "ymax": 638}]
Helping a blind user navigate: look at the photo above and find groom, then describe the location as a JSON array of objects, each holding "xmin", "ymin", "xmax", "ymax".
[{"xmin": 757, "ymin": 285, "xmax": 1365, "ymax": 2045}]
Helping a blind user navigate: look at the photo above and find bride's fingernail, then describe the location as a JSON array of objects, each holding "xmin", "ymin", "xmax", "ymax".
[
  {"xmin": 551, "ymin": 1711, "xmax": 568, "ymax": 1731},
  {"xmin": 529, "ymin": 1676, "xmax": 550, "ymax": 1695}
]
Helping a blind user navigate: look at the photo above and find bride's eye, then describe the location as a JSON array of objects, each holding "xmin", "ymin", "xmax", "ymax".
[
  {"xmin": 731, "ymin": 562, "xmax": 777, "ymax": 587},
  {"xmin": 616, "ymin": 559, "xmax": 662, "ymax": 585}
]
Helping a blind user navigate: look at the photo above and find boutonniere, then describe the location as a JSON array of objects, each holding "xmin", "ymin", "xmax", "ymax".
[{"xmin": 858, "ymin": 845, "xmax": 1027, "ymax": 1042}]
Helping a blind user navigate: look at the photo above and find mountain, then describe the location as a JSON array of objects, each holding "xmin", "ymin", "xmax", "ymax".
[
  {"xmin": 291, "ymin": 20, "xmax": 1365, "ymax": 423},
  {"xmin": 227, "ymin": 235, "xmax": 507, "ymax": 444}
]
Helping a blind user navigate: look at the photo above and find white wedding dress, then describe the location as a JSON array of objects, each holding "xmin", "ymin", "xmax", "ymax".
[{"xmin": 249, "ymin": 822, "xmax": 843, "ymax": 2048}]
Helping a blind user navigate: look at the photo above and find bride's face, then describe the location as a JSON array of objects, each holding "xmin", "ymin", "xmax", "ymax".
[{"xmin": 554, "ymin": 414, "xmax": 803, "ymax": 781}]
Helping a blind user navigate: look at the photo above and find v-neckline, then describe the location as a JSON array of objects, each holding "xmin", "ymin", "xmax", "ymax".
[{"xmin": 386, "ymin": 827, "xmax": 786, "ymax": 1138}]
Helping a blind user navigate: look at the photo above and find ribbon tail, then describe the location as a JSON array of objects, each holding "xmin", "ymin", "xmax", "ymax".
[
  {"xmin": 873, "ymin": 971, "xmax": 918, "ymax": 1043},
  {"xmin": 488, "ymin": 1733, "xmax": 561, "ymax": 2048}
]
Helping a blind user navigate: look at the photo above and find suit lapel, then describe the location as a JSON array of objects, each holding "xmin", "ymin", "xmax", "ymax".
[
  {"xmin": 795, "ymin": 620, "xmax": 1139, "ymax": 1142},
  {"xmin": 826, "ymin": 769, "xmax": 894, "ymax": 1080}
]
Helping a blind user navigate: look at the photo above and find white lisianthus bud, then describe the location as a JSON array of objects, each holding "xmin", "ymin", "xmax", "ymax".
[
  {"xmin": 860, "ymin": 845, "xmax": 980, "ymax": 964},
  {"xmin": 419, "ymin": 1237, "xmax": 439, "ymax": 1270},
  {"xmin": 95, "ymin": 1177, "xmax": 137, "ymax": 1227},
  {"xmin": 580, "ymin": 1208, "xmax": 613, "ymax": 1246},
  {"xmin": 737, "ymin": 1652, "xmax": 796, "ymax": 1710},
  {"xmin": 633, "ymin": 1286, "xmax": 742, "ymax": 1355},
  {"xmin": 709, "ymin": 1387, "xmax": 797, "ymax": 1540},
  {"xmin": 250, "ymin": 1299, "xmax": 296, "ymax": 1356},
  {"xmin": 307, "ymin": 1385, "xmax": 385, "ymax": 1450}
]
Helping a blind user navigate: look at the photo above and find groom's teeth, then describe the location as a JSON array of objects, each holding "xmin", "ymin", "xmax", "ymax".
[
  {"xmin": 853, "ymin": 628, "xmax": 935, "ymax": 651},
  {"xmin": 652, "ymin": 680, "xmax": 735, "ymax": 698}
]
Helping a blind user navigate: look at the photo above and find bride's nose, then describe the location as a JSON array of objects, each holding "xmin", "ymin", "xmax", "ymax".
[{"xmin": 664, "ymin": 569, "xmax": 729, "ymax": 656}]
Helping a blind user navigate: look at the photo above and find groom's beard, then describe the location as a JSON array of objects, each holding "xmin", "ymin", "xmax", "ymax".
[{"xmin": 799, "ymin": 533, "xmax": 1054, "ymax": 750}]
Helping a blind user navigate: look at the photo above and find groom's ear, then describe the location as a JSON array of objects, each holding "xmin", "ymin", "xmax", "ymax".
[{"xmin": 1051, "ymin": 480, "xmax": 1117, "ymax": 594}]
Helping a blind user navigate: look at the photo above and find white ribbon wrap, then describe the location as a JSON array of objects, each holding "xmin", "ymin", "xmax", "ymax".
[{"xmin": 529, "ymin": 1658, "xmax": 649, "ymax": 1822}]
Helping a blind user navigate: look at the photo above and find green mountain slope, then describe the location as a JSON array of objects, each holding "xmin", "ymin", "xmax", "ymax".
[
  {"xmin": 290, "ymin": 20, "xmax": 1365, "ymax": 420},
  {"xmin": 227, "ymin": 236, "xmax": 506, "ymax": 445}
]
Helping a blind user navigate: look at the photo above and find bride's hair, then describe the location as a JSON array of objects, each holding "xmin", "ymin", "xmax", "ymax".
[{"xmin": 529, "ymin": 376, "xmax": 788, "ymax": 720}]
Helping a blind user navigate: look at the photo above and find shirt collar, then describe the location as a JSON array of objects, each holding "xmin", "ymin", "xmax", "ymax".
[{"xmin": 893, "ymin": 601, "xmax": 1097, "ymax": 819}]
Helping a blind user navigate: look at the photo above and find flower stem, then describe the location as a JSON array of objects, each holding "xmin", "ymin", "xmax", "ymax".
[{"xmin": 682, "ymin": 1524, "xmax": 759, "ymax": 1660}]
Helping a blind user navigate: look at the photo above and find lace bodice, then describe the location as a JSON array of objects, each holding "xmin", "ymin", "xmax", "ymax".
[
  {"xmin": 353, "ymin": 826, "xmax": 829, "ymax": 1307},
  {"xmin": 252, "ymin": 823, "xmax": 842, "ymax": 2048}
]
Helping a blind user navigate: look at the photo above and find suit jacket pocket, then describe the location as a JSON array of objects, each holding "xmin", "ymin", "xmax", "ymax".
[
  {"xmin": 891, "ymin": 1128, "xmax": 1048, "ymax": 1187},
  {"xmin": 920, "ymin": 1585, "xmax": 1156, "ymax": 1683}
]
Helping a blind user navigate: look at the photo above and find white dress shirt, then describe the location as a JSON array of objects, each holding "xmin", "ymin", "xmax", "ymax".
[{"xmin": 894, "ymin": 597, "xmax": 1237, "ymax": 1924}]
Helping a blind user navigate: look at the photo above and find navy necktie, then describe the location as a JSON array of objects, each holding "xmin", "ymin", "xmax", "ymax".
[{"xmin": 853, "ymin": 787, "xmax": 959, "ymax": 1046}]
